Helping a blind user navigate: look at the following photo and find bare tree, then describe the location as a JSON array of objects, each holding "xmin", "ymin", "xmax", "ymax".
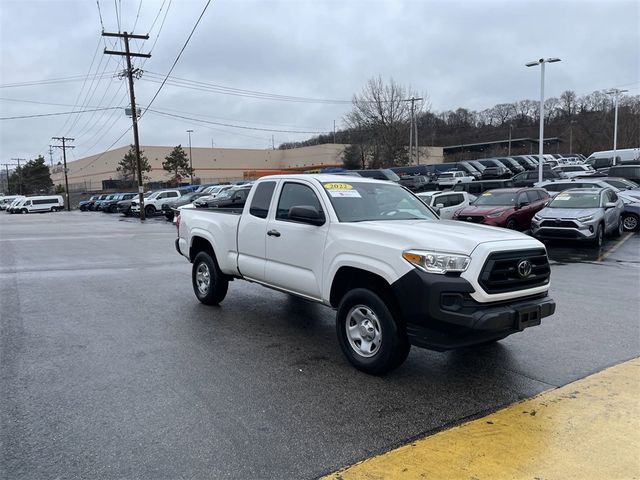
[{"xmin": 344, "ymin": 77, "xmax": 427, "ymax": 167}]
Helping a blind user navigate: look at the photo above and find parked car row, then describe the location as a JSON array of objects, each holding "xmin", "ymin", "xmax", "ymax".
[{"xmin": 0, "ymin": 195, "xmax": 64, "ymax": 214}]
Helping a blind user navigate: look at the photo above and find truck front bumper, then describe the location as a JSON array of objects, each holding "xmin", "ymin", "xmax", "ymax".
[{"xmin": 391, "ymin": 270, "xmax": 555, "ymax": 351}]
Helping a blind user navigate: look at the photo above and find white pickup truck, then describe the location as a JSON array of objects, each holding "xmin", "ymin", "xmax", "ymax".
[{"xmin": 176, "ymin": 174, "xmax": 555, "ymax": 374}]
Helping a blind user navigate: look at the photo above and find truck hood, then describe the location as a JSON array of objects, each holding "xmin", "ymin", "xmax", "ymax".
[{"xmin": 341, "ymin": 219, "xmax": 535, "ymax": 254}]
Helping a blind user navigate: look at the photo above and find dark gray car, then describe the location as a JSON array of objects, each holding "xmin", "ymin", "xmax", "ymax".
[{"xmin": 531, "ymin": 188, "xmax": 624, "ymax": 247}]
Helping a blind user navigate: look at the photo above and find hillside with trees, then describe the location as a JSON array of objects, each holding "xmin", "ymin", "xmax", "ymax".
[{"xmin": 279, "ymin": 78, "xmax": 639, "ymax": 168}]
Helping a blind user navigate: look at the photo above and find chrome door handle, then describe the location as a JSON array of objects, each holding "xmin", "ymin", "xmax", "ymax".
[{"xmin": 267, "ymin": 229, "xmax": 281, "ymax": 237}]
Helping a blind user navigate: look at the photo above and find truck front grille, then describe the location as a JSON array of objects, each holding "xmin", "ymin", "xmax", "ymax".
[{"xmin": 479, "ymin": 249, "xmax": 550, "ymax": 294}]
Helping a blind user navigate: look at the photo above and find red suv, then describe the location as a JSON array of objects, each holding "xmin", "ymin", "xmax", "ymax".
[{"xmin": 453, "ymin": 188, "xmax": 550, "ymax": 230}]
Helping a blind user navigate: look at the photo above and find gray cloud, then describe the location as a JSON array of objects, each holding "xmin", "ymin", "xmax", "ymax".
[{"xmin": 1, "ymin": 0, "xmax": 638, "ymax": 164}]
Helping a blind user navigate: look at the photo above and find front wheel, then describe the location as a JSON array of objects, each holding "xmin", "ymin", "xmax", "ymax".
[
  {"xmin": 592, "ymin": 224, "xmax": 604, "ymax": 248},
  {"xmin": 613, "ymin": 218, "xmax": 624, "ymax": 237},
  {"xmin": 144, "ymin": 205, "xmax": 156, "ymax": 217},
  {"xmin": 336, "ymin": 288, "xmax": 410, "ymax": 375},
  {"xmin": 192, "ymin": 251, "xmax": 228, "ymax": 305},
  {"xmin": 505, "ymin": 218, "xmax": 518, "ymax": 230}
]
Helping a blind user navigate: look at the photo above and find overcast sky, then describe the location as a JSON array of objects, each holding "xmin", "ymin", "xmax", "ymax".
[{"xmin": 1, "ymin": 0, "xmax": 638, "ymax": 165}]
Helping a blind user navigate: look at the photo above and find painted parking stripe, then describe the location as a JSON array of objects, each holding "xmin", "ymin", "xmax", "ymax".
[
  {"xmin": 323, "ymin": 358, "xmax": 640, "ymax": 480},
  {"xmin": 597, "ymin": 232, "xmax": 634, "ymax": 262}
]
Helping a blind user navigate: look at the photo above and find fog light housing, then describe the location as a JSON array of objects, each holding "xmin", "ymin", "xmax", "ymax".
[
  {"xmin": 441, "ymin": 293, "xmax": 465, "ymax": 311},
  {"xmin": 589, "ymin": 226, "xmax": 594, "ymax": 233}
]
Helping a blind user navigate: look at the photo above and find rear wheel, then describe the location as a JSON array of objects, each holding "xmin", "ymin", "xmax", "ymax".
[
  {"xmin": 622, "ymin": 213, "xmax": 639, "ymax": 231},
  {"xmin": 336, "ymin": 288, "xmax": 410, "ymax": 375},
  {"xmin": 192, "ymin": 251, "xmax": 228, "ymax": 305}
]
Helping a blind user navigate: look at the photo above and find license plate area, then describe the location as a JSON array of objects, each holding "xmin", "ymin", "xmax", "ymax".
[{"xmin": 515, "ymin": 305, "xmax": 542, "ymax": 330}]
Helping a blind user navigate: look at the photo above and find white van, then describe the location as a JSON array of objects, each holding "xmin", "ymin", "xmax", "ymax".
[
  {"xmin": 17, "ymin": 195, "xmax": 64, "ymax": 213},
  {"xmin": 0, "ymin": 195, "xmax": 24, "ymax": 210},
  {"xmin": 585, "ymin": 148, "xmax": 640, "ymax": 169},
  {"xmin": 5, "ymin": 196, "xmax": 26, "ymax": 213}
]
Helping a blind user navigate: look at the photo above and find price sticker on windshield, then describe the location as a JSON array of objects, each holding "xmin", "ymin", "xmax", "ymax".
[
  {"xmin": 482, "ymin": 192, "xmax": 492, "ymax": 196},
  {"xmin": 324, "ymin": 183, "xmax": 352, "ymax": 190},
  {"xmin": 323, "ymin": 183, "xmax": 361, "ymax": 198},
  {"xmin": 555, "ymin": 193, "xmax": 570, "ymax": 200}
]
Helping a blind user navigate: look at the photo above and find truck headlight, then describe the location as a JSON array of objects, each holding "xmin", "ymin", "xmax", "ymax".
[
  {"xmin": 402, "ymin": 250, "xmax": 470, "ymax": 274},
  {"xmin": 577, "ymin": 215, "xmax": 593, "ymax": 223},
  {"xmin": 533, "ymin": 213, "xmax": 542, "ymax": 221}
]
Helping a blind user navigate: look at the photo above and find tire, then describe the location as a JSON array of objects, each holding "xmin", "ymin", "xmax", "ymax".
[
  {"xmin": 165, "ymin": 212, "xmax": 174, "ymax": 222},
  {"xmin": 336, "ymin": 288, "xmax": 410, "ymax": 375},
  {"xmin": 592, "ymin": 224, "xmax": 604, "ymax": 248},
  {"xmin": 144, "ymin": 205, "xmax": 156, "ymax": 217},
  {"xmin": 21, "ymin": 208, "xmax": 28, "ymax": 214},
  {"xmin": 505, "ymin": 218, "xmax": 518, "ymax": 230},
  {"xmin": 613, "ymin": 218, "xmax": 624, "ymax": 237},
  {"xmin": 622, "ymin": 213, "xmax": 639, "ymax": 232},
  {"xmin": 192, "ymin": 251, "xmax": 228, "ymax": 305}
]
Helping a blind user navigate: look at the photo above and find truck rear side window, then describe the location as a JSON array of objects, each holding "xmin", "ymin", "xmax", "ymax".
[{"xmin": 249, "ymin": 181, "xmax": 276, "ymax": 219}]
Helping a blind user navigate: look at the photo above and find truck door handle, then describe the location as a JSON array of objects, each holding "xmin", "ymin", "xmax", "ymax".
[{"xmin": 267, "ymin": 229, "xmax": 281, "ymax": 237}]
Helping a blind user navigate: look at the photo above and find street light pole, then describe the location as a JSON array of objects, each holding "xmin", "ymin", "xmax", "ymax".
[
  {"xmin": 605, "ymin": 88, "xmax": 628, "ymax": 165},
  {"xmin": 508, "ymin": 124, "xmax": 513, "ymax": 155},
  {"xmin": 526, "ymin": 57, "xmax": 561, "ymax": 183},
  {"xmin": 187, "ymin": 129, "xmax": 194, "ymax": 184}
]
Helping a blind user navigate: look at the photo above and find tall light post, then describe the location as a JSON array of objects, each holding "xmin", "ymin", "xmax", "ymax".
[
  {"xmin": 186, "ymin": 129, "xmax": 194, "ymax": 184},
  {"xmin": 526, "ymin": 57, "xmax": 561, "ymax": 183},
  {"xmin": 508, "ymin": 124, "xmax": 513, "ymax": 155},
  {"xmin": 605, "ymin": 88, "xmax": 628, "ymax": 165}
]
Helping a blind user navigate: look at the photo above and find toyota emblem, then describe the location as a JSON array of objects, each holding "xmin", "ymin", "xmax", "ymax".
[{"xmin": 517, "ymin": 260, "xmax": 533, "ymax": 278}]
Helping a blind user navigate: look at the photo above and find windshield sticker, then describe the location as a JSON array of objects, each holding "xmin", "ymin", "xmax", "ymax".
[
  {"xmin": 554, "ymin": 194, "xmax": 570, "ymax": 200},
  {"xmin": 323, "ymin": 183, "xmax": 352, "ymax": 190},
  {"xmin": 482, "ymin": 192, "xmax": 492, "ymax": 196},
  {"xmin": 327, "ymin": 189, "xmax": 361, "ymax": 198}
]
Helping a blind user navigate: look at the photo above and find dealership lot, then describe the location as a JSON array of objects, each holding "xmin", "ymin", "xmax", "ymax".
[{"xmin": 1, "ymin": 212, "xmax": 638, "ymax": 479}]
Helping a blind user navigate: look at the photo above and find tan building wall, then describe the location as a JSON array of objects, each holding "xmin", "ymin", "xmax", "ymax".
[{"xmin": 51, "ymin": 143, "xmax": 444, "ymax": 192}]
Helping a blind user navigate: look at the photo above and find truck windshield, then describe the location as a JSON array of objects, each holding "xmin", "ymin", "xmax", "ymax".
[{"xmin": 322, "ymin": 182, "xmax": 437, "ymax": 222}]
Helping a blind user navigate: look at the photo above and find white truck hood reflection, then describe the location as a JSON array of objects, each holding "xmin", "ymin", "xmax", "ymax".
[{"xmin": 335, "ymin": 219, "xmax": 540, "ymax": 255}]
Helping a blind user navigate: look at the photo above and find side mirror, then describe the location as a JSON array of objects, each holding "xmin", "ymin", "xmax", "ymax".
[
  {"xmin": 289, "ymin": 205, "xmax": 325, "ymax": 226},
  {"xmin": 604, "ymin": 202, "xmax": 616, "ymax": 209}
]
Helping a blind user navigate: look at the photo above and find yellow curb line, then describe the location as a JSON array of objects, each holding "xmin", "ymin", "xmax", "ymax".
[{"xmin": 324, "ymin": 358, "xmax": 640, "ymax": 480}]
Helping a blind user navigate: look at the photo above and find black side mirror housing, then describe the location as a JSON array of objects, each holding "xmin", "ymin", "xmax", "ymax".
[{"xmin": 289, "ymin": 205, "xmax": 325, "ymax": 226}]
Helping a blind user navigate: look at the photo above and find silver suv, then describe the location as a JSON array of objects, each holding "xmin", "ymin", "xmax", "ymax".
[{"xmin": 531, "ymin": 188, "xmax": 624, "ymax": 247}]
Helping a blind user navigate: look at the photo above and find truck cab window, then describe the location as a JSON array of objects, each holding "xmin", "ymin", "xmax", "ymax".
[
  {"xmin": 249, "ymin": 181, "xmax": 276, "ymax": 219},
  {"xmin": 276, "ymin": 183, "xmax": 322, "ymax": 221}
]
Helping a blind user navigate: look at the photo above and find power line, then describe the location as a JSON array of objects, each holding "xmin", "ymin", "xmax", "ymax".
[
  {"xmin": 142, "ymin": 71, "xmax": 352, "ymax": 104},
  {"xmin": 0, "ymin": 97, "xmax": 107, "ymax": 108},
  {"xmin": 0, "ymin": 72, "xmax": 117, "ymax": 89},
  {"xmin": 140, "ymin": 0, "xmax": 212, "ymax": 116},
  {"xmin": 146, "ymin": 108, "xmax": 330, "ymax": 134},
  {"xmin": 146, "ymin": 0, "xmax": 172, "ymax": 54},
  {"xmin": 1, "ymin": 107, "xmax": 120, "ymax": 120}
]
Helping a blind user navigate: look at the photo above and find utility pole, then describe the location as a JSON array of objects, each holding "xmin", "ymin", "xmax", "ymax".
[
  {"xmin": 605, "ymin": 88, "xmax": 628, "ymax": 165},
  {"xmin": 271, "ymin": 135, "xmax": 275, "ymax": 150},
  {"xmin": 48, "ymin": 145, "xmax": 55, "ymax": 167},
  {"xmin": 51, "ymin": 137, "xmax": 73, "ymax": 211},
  {"xmin": 333, "ymin": 120, "xmax": 336, "ymax": 144},
  {"xmin": 508, "ymin": 125, "xmax": 513, "ymax": 155},
  {"xmin": 403, "ymin": 97, "xmax": 423, "ymax": 164},
  {"xmin": 103, "ymin": 31, "xmax": 151, "ymax": 220},
  {"xmin": 187, "ymin": 129, "xmax": 194, "ymax": 184},
  {"xmin": 11, "ymin": 158, "xmax": 25, "ymax": 195},
  {"xmin": 1, "ymin": 163, "xmax": 16, "ymax": 194}
]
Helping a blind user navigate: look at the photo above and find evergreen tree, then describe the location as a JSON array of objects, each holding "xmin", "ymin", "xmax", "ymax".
[
  {"xmin": 162, "ymin": 145, "xmax": 193, "ymax": 183},
  {"xmin": 8, "ymin": 156, "xmax": 53, "ymax": 194},
  {"xmin": 116, "ymin": 145, "xmax": 151, "ymax": 181}
]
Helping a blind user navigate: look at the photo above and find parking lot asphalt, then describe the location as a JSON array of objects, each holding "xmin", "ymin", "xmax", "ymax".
[{"xmin": 1, "ymin": 212, "xmax": 639, "ymax": 480}]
